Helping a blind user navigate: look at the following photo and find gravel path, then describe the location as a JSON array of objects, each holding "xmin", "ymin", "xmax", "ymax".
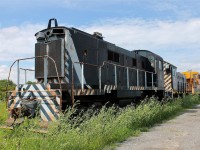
[{"xmin": 116, "ymin": 105, "xmax": 200, "ymax": 150}]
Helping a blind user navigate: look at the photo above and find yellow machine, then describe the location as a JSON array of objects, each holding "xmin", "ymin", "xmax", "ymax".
[{"xmin": 182, "ymin": 71, "xmax": 200, "ymax": 94}]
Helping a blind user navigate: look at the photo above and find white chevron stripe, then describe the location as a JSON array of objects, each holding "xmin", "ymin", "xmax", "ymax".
[
  {"xmin": 164, "ymin": 80, "xmax": 172, "ymax": 86},
  {"xmin": 41, "ymin": 101, "xmax": 55, "ymax": 121},
  {"xmin": 40, "ymin": 110, "xmax": 48, "ymax": 122},
  {"xmin": 65, "ymin": 30, "xmax": 87, "ymax": 85},
  {"xmin": 104, "ymin": 85, "xmax": 107, "ymax": 92},
  {"xmin": 86, "ymin": 89, "xmax": 90, "ymax": 95},
  {"xmin": 37, "ymin": 84, "xmax": 47, "ymax": 96},
  {"xmin": 165, "ymin": 79, "xmax": 172, "ymax": 84},
  {"xmin": 14, "ymin": 97, "xmax": 21, "ymax": 108},
  {"xmin": 166, "ymin": 87, "xmax": 172, "ymax": 91},
  {"xmin": 165, "ymin": 79, "xmax": 172, "ymax": 85},
  {"xmin": 164, "ymin": 75, "xmax": 171, "ymax": 80},
  {"xmin": 65, "ymin": 77, "xmax": 69, "ymax": 83}
]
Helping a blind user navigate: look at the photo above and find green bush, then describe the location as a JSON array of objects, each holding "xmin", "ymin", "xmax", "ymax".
[{"xmin": 0, "ymin": 79, "xmax": 16, "ymax": 101}]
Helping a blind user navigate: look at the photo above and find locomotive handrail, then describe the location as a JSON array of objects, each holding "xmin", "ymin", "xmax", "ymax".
[
  {"xmin": 19, "ymin": 68, "xmax": 35, "ymax": 84},
  {"xmin": 100, "ymin": 61, "xmax": 156, "ymax": 74},
  {"xmin": 73, "ymin": 61, "xmax": 99, "ymax": 67},
  {"xmin": 72, "ymin": 61, "xmax": 156, "ymax": 94},
  {"xmin": 73, "ymin": 61, "xmax": 156, "ymax": 74},
  {"xmin": 6, "ymin": 55, "xmax": 63, "ymax": 111}
]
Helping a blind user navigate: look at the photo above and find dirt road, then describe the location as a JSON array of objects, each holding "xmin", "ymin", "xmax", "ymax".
[{"xmin": 116, "ymin": 105, "xmax": 200, "ymax": 150}]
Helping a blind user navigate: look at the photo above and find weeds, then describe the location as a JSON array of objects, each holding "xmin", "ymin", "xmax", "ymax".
[
  {"xmin": 0, "ymin": 95, "xmax": 199, "ymax": 150},
  {"xmin": 0, "ymin": 101, "xmax": 7, "ymax": 123}
]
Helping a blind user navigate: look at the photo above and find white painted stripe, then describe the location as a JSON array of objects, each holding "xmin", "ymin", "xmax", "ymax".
[
  {"xmin": 65, "ymin": 62, "xmax": 69, "ymax": 68},
  {"xmin": 41, "ymin": 101, "xmax": 55, "ymax": 120},
  {"xmin": 65, "ymin": 77, "xmax": 69, "ymax": 83},
  {"xmin": 91, "ymin": 89, "xmax": 94, "ymax": 95},
  {"xmin": 36, "ymin": 84, "xmax": 45, "ymax": 91},
  {"xmin": 165, "ymin": 80, "xmax": 172, "ymax": 85},
  {"xmin": 37, "ymin": 84, "xmax": 48, "ymax": 96},
  {"xmin": 56, "ymin": 97, "xmax": 61, "ymax": 105},
  {"xmin": 86, "ymin": 89, "xmax": 90, "ymax": 95},
  {"xmin": 104, "ymin": 85, "xmax": 107, "ymax": 92},
  {"xmin": 40, "ymin": 110, "xmax": 48, "ymax": 122}
]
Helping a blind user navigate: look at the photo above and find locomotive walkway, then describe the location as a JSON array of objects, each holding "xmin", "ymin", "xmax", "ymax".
[{"xmin": 116, "ymin": 105, "xmax": 200, "ymax": 150}]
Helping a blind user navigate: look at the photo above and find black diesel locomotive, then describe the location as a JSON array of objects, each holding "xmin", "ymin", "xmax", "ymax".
[{"xmin": 7, "ymin": 19, "xmax": 186, "ymax": 121}]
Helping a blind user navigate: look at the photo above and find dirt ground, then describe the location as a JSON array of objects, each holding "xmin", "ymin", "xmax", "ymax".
[{"xmin": 116, "ymin": 105, "xmax": 200, "ymax": 150}]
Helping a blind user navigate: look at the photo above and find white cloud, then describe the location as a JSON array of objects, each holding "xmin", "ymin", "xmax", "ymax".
[
  {"xmin": 80, "ymin": 18, "xmax": 200, "ymax": 72},
  {"xmin": 0, "ymin": 24, "xmax": 43, "ymax": 83},
  {"xmin": 0, "ymin": 65, "xmax": 8, "ymax": 80},
  {"xmin": 152, "ymin": 0, "xmax": 200, "ymax": 18},
  {"xmin": 0, "ymin": 24, "xmax": 45, "ymax": 61}
]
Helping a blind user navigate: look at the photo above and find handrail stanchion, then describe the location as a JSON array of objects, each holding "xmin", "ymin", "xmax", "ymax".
[
  {"xmin": 137, "ymin": 69, "xmax": 139, "ymax": 86},
  {"xmin": 114, "ymin": 65, "xmax": 117, "ymax": 88},
  {"xmin": 44, "ymin": 56, "xmax": 48, "ymax": 87},
  {"xmin": 17, "ymin": 60, "xmax": 20, "ymax": 96},
  {"xmin": 19, "ymin": 68, "xmax": 35, "ymax": 84},
  {"xmin": 25, "ymin": 69, "xmax": 27, "ymax": 84},
  {"xmin": 127, "ymin": 67, "xmax": 129, "ymax": 89},
  {"xmin": 99, "ymin": 67, "xmax": 102, "ymax": 93},
  {"xmin": 81, "ymin": 63, "xmax": 84, "ymax": 91},
  {"xmin": 71, "ymin": 63, "xmax": 74, "ymax": 107},
  {"xmin": 145, "ymin": 71, "xmax": 147, "ymax": 89}
]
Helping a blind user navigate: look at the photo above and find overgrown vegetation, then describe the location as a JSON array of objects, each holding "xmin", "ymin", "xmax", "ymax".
[
  {"xmin": 0, "ymin": 95, "xmax": 200, "ymax": 150},
  {"xmin": 0, "ymin": 101, "xmax": 7, "ymax": 123},
  {"xmin": 0, "ymin": 79, "xmax": 16, "ymax": 101}
]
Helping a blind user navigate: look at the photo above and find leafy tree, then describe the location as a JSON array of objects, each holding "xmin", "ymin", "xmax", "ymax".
[{"xmin": 0, "ymin": 79, "xmax": 16, "ymax": 101}]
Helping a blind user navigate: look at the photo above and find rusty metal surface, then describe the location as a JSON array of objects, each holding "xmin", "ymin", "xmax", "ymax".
[
  {"xmin": 5, "ymin": 118, "xmax": 15, "ymax": 127},
  {"xmin": 39, "ymin": 121, "xmax": 49, "ymax": 129},
  {"xmin": 0, "ymin": 126, "xmax": 14, "ymax": 130}
]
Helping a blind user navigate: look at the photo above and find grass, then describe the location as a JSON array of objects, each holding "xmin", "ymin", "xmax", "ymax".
[
  {"xmin": 0, "ymin": 101, "xmax": 7, "ymax": 123},
  {"xmin": 0, "ymin": 94, "xmax": 200, "ymax": 150}
]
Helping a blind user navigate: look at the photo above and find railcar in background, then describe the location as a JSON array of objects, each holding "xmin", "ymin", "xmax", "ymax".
[{"xmin": 182, "ymin": 71, "xmax": 200, "ymax": 94}]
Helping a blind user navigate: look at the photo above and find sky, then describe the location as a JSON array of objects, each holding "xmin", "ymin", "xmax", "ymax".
[{"xmin": 1, "ymin": 0, "xmax": 200, "ymax": 83}]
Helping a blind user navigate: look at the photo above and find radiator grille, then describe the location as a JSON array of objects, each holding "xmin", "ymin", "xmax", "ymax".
[{"xmin": 35, "ymin": 39, "xmax": 64, "ymax": 78}]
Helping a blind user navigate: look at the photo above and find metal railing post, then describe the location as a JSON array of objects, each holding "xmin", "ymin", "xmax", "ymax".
[
  {"xmin": 81, "ymin": 63, "xmax": 84, "ymax": 91},
  {"xmin": 127, "ymin": 67, "xmax": 129, "ymax": 89},
  {"xmin": 17, "ymin": 60, "xmax": 20, "ymax": 95},
  {"xmin": 145, "ymin": 71, "xmax": 147, "ymax": 88},
  {"xmin": 137, "ymin": 69, "xmax": 139, "ymax": 86},
  {"xmin": 25, "ymin": 69, "xmax": 27, "ymax": 84},
  {"xmin": 115, "ymin": 65, "xmax": 117, "ymax": 88},
  {"xmin": 99, "ymin": 67, "xmax": 101, "ymax": 91},
  {"xmin": 71, "ymin": 63, "xmax": 74, "ymax": 107},
  {"xmin": 44, "ymin": 56, "xmax": 48, "ymax": 86},
  {"xmin": 20, "ymin": 68, "xmax": 35, "ymax": 84}
]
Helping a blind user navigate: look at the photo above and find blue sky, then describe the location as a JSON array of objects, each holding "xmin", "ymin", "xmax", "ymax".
[{"xmin": 1, "ymin": 0, "xmax": 200, "ymax": 83}]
